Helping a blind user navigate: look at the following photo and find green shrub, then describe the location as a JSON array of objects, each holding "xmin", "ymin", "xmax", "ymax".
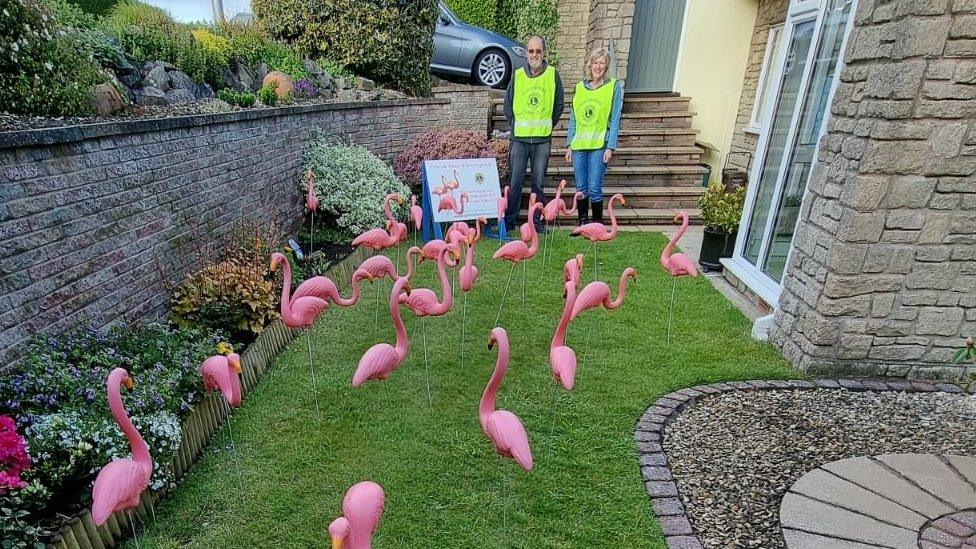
[
  {"xmin": 101, "ymin": 1, "xmax": 222, "ymax": 86},
  {"xmin": 253, "ymin": 0, "xmax": 438, "ymax": 95},
  {"xmin": 66, "ymin": 0, "xmax": 118, "ymax": 15},
  {"xmin": 191, "ymin": 28, "xmax": 233, "ymax": 67},
  {"xmin": 316, "ymin": 58, "xmax": 354, "ymax": 79},
  {"xmin": 217, "ymin": 88, "xmax": 256, "ymax": 107},
  {"xmin": 699, "ymin": 182, "xmax": 746, "ymax": 233},
  {"xmin": 495, "ymin": 0, "xmax": 559, "ymax": 65},
  {"xmin": 0, "ymin": 0, "xmax": 105, "ymax": 116},
  {"xmin": 257, "ymin": 82, "xmax": 278, "ymax": 105},
  {"xmin": 445, "ymin": 0, "xmax": 496, "ymax": 30},
  {"xmin": 42, "ymin": 0, "xmax": 97, "ymax": 28},
  {"xmin": 213, "ymin": 23, "xmax": 309, "ymax": 79},
  {"xmin": 304, "ymin": 136, "xmax": 411, "ymax": 234}
]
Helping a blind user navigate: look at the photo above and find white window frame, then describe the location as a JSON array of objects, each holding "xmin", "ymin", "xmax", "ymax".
[
  {"xmin": 723, "ymin": 0, "xmax": 857, "ymax": 307},
  {"xmin": 746, "ymin": 24, "xmax": 785, "ymax": 134}
]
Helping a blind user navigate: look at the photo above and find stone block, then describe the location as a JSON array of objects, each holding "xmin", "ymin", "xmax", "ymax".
[
  {"xmin": 926, "ymin": 59, "xmax": 955, "ymax": 79},
  {"xmin": 862, "ymin": 141, "xmax": 926, "ymax": 173},
  {"xmin": 872, "ymin": 293, "xmax": 896, "ymax": 316},
  {"xmin": 892, "ymin": 16, "xmax": 952, "ymax": 59},
  {"xmin": 915, "ymin": 98, "xmax": 976, "ymax": 118},
  {"xmin": 837, "ymin": 211, "xmax": 886, "ymax": 242},
  {"xmin": 865, "ymin": 60, "xmax": 926, "ymax": 99},
  {"xmin": 824, "ymin": 274, "xmax": 904, "ymax": 298},
  {"xmin": 951, "ymin": 14, "xmax": 976, "ymax": 38},
  {"xmin": 818, "ymin": 295, "xmax": 872, "ymax": 316},
  {"xmin": 907, "ymin": 262, "xmax": 959, "ymax": 289},
  {"xmin": 825, "ymin": 243, "xmax": 868, "ymax": 274},
  {"xmin": 917, "ymin": 307, "xmax": 965, "ymax": 335},
  {"xmin": 869, "ymin": 120, "xmax": 931, "ymax": 140},
  {"xmin": 928, "ymin": 122, "xmax": 970, "ymax": 158},
  {"xmin": 895, "ymin": 0, "xmax": 951, "ymax": 16},
  {"xmin": 919, "ymin": 213, "xmax": 953, "ymax": 243},
  {"xmin": 915, "ymin": 246, "xmax": 951, "ymax": 262},
  {"xmin": 868, "ymin": 344, "xmax": 927, "ymax": 360},
  {"xmin": 885, "ymin": 210, "xmax": 926, "ymax": 229},
  {"xmin": 858, "ymin": 99, "xmax": 913, "ymax": 119},
  {"xmin": 837, "ymin": 333, "xmax": 873, "ymax": 358},
  {"xmin": 886, "ymin": 175, "xmax": 935, "ymax": 207}
]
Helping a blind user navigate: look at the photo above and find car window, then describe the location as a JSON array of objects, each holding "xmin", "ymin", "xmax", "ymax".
[{"xmin": 439, "ymin": 2, "xmax": 459, "ymax": 22}]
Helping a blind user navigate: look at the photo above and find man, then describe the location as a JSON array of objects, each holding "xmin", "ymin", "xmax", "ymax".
[{"xmin": 503, "ymin": 35, "xmax": 564, "ymax": 234}]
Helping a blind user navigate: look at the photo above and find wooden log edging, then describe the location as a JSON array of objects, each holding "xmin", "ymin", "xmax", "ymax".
[
  {"xmin": 48, "ymin": 246, "xmax": 372, "ymax": 548},
  {"xmin": 635, "ymin": 378, "xmax": 971, "ymax": 549}
]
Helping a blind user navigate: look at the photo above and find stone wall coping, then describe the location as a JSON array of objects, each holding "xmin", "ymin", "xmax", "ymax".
[
  {"xmin": 0, "ymin": 97, "xmax": 449, "ymax": 150},
  {"xmin": 636, "ymin": 378, "xmax": 969, "ymax": 548}
]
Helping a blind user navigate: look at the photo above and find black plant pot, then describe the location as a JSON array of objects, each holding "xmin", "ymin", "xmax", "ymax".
[{"xmin": 699, "ymin": 227, "xmax": 736, "ymax": 272}]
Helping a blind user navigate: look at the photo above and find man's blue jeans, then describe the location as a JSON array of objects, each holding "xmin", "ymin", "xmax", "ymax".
[{"xmin": 505, "ymin": 139, "xmax": 549, "ymax": 230}]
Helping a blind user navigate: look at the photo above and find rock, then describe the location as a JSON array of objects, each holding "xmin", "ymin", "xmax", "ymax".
[
  {"xmin": 337, "ymin": 89, "xmax": 357, "ymax": 102},
  {"xmin": 262, "ymin": 71, "xmax": 295, "ymax": 99},
  {"xmin": 168, "ymin": 70, "xmax": 196, "ymax": 92},
  {"xmin": 120, "ymin": 73, "xmax": 142, "ymax": 89},
  {"xmin": 165, "ymin": 88, "xmax": 196, "ymax": 105},
  {"xmin": 256, "ymin": 63, "xmax": 269, "ymax": 87},
  {"xmin": 144, "ymin": 64, "xmax": 170, "ymax": 91},
  {"xmin": 315, "ymin": 73, "xmax": 335, "ymax": 91},
  {"xmin": 196, "ymin": 83, "xmax": 214, "ymax": 99},
  {"xmin": 235, "ymin": 63, "xmax": 255, "ymax": 91},
  {"xmin": 143, "ymin": 60, "xmax": 175, "ymax": 72},
  {"xmin": 365, "ymin": 90, "xmax": 383, "ymax": 101},
  {"xmin": 132, "ymin": 86, "xmax": 167, "ymax": 106},
  {"xmin": 303, "ymin": 58, "xmax": 323, "ymax": 75},
  {"xmin": 89, "ymin": 83, "xmax": 125, "ymax": 116},
  {"xmin": 334, "ymin": 77, "xmax": 349, "ymax": 90},
  {"xmin": 357, "ymin": 76, "xmax": 375, "ymax": 91}
]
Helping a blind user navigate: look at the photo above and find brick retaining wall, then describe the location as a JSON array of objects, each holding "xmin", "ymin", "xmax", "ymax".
[{"xmin": 0, "ymin": 86, "xmax": 489, "ymax": 365}]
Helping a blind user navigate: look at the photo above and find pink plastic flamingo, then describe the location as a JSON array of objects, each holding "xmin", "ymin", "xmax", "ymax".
[
  {"xmin": 551, "ymin": 279, "xmax": 580, "ymax": 391},
  {"xmin": 446, "ymin": 221, "xmax": 470, "ymax": 246},
  {"xmin": 662, "ymin": 211, "xmax": 698, "ymax": 343},
  {"xmin": 91, "ymin": 368, "xmax": 152, "ymax": 527},
  {"xmin": 327, "ymin": 481, "xmax": 385, "ymax": 549},
  {"xmin": 420, "ymin": 238, "xmax": 461, "ymax": 267},
  {"xmin": 572, "ymin": 193, "xmax": 625, "ymax": 242},
  {"xmin": 357, "ymin": 248, "xmax": 421, "ymax": 282},
  {"xmin": 519, "ymin": 193, "xmax": 538, "ymax": 242},
  {"xmin": 661, "ymin": 211, "xmax": 699, "ymax": 277},
  {"xmin": 271, "ymin": 252, "xmax": 366, "ymax": 315},
  {"xmin": 498, "ymin": 186, "xmax": 509, "ymax": 219},
  {"xmin": 383, "ymin": 193, "xmax": 408, "ymax": 243},
  {"xmin": 480, "ymin": 327, "xmax": 533, "ymax": 471},
  {"xmin": 561, "ymin": 191, "xmax": 584, "ymax": 217},
  {"xmin": 200, "ymin": 342, "xmax": 243, "ymax": 407},
  {"xmin": 306, "ymin": 169, "xmax": 320, "ymax": 256},
  {"xmin": 494, "ymin": 202, "xmax": 543, "ymax": 263},
  {"xmin": 563, "ymin": 253, "xmax": 584, "ymax": 286},
  {"xmin": 410, "ymin": 195, "xmax": 423, "ymax": 231},
  {"xmin": 399, "ymin": 246, "xmax": 453, "ymax": 317},
  {"xmin": 353, "ymin": 277, "xmax": 412, "ymax": 387},
  {"xmin": 438, "ymin": 192, "xmax": 469, "ymax": 215},
  {"xmin": 571, "ymin": 267, "xmax": 637, "ymax": 320},
  {"xmin": 542, "ymin": 180, "xmax": 568, "ymax": 223},
  {"xmin": 459, "ymin": 228, "xmax": 481, "ymax": 292},
  {"xmin": 352, "ymin": 222, "xmax": 401, "ymax": 251}
]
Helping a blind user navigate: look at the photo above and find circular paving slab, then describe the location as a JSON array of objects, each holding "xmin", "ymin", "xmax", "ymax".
[{"xmin": 780, "ymin": 454, "xmax": 976, "ymax": 549}]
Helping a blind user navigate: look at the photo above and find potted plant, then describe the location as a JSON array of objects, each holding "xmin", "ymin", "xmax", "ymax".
[{"xmin": 698, "ymin": 182, "xmax": 746, "ymax": 272}]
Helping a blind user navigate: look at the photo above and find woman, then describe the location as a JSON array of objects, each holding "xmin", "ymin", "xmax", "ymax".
[{"xmin": 565, "ymin": 47, "xmax": 624, "ymax": 226}]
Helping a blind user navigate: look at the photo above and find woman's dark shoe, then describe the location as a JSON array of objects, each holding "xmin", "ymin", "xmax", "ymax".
[
  {"xmin": 577, "ymin": 197, "xmax": 590, "ymax": 226},
  {"xmin": 592, "ymin": 200, "xmax": 604, "ymax": 223}
]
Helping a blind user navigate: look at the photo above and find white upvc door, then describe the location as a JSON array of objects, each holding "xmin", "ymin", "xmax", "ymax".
[{"xmin": 723, "ymin": 0, "xmax": 856, "ymax": 307}]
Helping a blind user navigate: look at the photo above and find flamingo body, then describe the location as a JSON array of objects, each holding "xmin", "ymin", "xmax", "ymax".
[
  {"xmin": 352, "ymin": 228, "xmax": 400, "ymax": 251},
  {"xmin": 410, "ymin": 195, "xmax": 423, "ymax": 231},
  {"xmin": 480, "ymin": 328, "xmax": 533, "ymax": 471},
  {"xmin": 497, "ymin": 186, "xmax": 509, "ymax": 219},
  {"xmin": 571, "ymin": 268, "xmax": 637, "ymax": 320},
  {"xmin": 571, "ymin": 193, "xmax": 625, "ymax": 241},
  {"xmin": 305, "ymin": 170, "xmax": 319, "ymax": 212},
  {"xmin": 662, "ymin": 211, "xmax": 700, "ymax": 277},
  {"xmin": 200, "ymin": 353, "xmax": 243, "ymax": 407},
  {"xmin": 91, "ymin": 368, "xmax": 152, "ymax": 526},
  {"xmin": 550, "ymin": 275, "xmax": 581, "ymax": 391},
  {"xmin": 493, "ymin": 203, "xmax": 542, "ymax": 263},
  {"xmin": 353, "ymin": 277, "xmax": 411, "ymax": 386},
  {"xmin": 328, "ymin": 481, "xmax": 385, "ymax": 549},
  {"xmin": 399, "ymin": 247, "xmax": 452, "ymax": 317}
]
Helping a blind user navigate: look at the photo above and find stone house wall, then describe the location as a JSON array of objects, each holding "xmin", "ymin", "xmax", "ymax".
[
  {"xmin": 556, "ymin": 0, "xmax": 591, "ymax": 82},
  {"xmin": 0, "ymin": 86, "xmax": 489, "ymax": 365},
  {"xmin": 726, "ymin": 0, "xmax": 790, "ymax": 174},
  {"xmin": 770, "ymin": 1, "xmax": 976, "ymax": 380},
  {"xmin": 555, "ymin": 0, "xmax": 635, "ymax": 84}
]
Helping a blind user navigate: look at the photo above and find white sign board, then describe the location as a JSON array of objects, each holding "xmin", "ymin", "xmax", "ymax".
[{"xmin": 424, "ymin": 158, "xmax": 501, "ymax": 223}]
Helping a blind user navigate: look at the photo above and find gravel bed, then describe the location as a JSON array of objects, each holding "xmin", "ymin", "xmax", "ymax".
[{"xmin": 663, "ymin": 389, "xmax": 976, "ymax": 548}]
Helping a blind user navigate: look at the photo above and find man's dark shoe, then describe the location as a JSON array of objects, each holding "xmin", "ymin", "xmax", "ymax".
[{"xmin": 535, "ymin": 224, "xmax": 547, "ymax": 234}]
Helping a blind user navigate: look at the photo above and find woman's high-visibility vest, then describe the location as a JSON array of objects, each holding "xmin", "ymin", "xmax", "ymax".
[
  {"xmin": 512, "ymin": 66, "xmax": 556, "ymax": 138},
  {"xmin": 570, "ymin": 78, "xmax": 616, "ymax": 150}
]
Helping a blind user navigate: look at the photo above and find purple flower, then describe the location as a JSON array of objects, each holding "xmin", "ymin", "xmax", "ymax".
[{"xmin": 294, "ymin": 78, "xmax": 319, "ymax": 99}]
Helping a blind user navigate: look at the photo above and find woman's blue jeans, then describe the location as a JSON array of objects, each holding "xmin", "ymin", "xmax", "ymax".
[{"xmin": 572, "ymin": 148, "xmax": 607, "ymax": 203}]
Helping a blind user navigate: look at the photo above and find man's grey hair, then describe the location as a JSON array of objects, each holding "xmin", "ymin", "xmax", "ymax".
[{"xmin": 526, "ymin": 34, "xmax": 547, "ymax": 51}]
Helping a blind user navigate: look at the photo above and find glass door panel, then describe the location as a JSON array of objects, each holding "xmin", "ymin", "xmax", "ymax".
[
  {"xmin": 742, "ymin": 19, "xmax": 816, "ymax": 265},
  {"xmin": 761, "ymin": 0, "xmax": 852, "ymax": 279}
]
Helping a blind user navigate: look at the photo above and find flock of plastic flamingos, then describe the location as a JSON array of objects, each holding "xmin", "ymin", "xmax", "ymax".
[{"xmin": 88, "ymin": 174, "xmax": 698, "ymax": 548}]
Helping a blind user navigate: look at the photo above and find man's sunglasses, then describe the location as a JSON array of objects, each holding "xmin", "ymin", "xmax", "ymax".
[{"xmin": 527, "ymin": 49, "xmax": 544, "ymax": 54}]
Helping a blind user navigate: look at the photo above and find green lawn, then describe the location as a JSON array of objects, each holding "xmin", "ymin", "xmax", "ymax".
[{"xmin": 130, "ymin": 231, "xmax": 797, "ymax": 548}]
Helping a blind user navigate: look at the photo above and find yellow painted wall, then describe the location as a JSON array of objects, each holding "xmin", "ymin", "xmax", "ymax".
[{"xmin": 673, "ymin": 0, "xmax": 758, "ymax": 184}]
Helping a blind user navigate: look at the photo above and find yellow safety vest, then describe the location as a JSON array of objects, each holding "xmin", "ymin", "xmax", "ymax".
[
  {"xmin": 571, "ymin": 78, "xmax": 616, "ymax": 150},
  {"xmin": 512, "ymin": 66, "xmax": 556, "ymax": 138}
]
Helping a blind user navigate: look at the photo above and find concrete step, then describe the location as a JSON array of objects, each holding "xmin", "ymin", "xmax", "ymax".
[
  {"xmin": 521, "ymin": 185, "xmax": 705, "ymax": 210},
  {"xmin": 530, "ymin": 165, "xmax": 708, "ymax": 187},
  {"xmin": 550, "ymin": 128, "xmax": 698, "ymax": 148},
  {"xmin": 549, "ymin": 146, "xmax": 704, "ymax": 167},
  {"xmin": 490, "ymin": 94, "xmax": 690, "ymax": 115},
  {"xmin": 492, "ymin": 111, "xmax": 695, "ymax": 132},
  {"xmin": 519, "ymin": 207, "xmax": 702, "ymax": 225}
]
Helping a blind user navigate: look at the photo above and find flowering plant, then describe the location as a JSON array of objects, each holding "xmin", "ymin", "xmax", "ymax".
[
  {"xmin": 293, "ymin": 77, "xmax": 320, "ymax": 100},
  {"xmin": 0, "ymin": 416, "xmax": 30, "ymax": 494},
  {"xmin": 394, "ymin": 130, "xmax": 510, "ymax": 187}
]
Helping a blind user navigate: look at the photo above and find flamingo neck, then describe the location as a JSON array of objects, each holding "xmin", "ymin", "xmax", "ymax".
[
  {"xmin": 277, "ymin": 257, "xmax": 296, "ymax": 325},
  {"xmin": 108, "ymin": 374, "xmax": 150, "ymax": 465},
  {"xmin": 552, "ymin": 281, "xmax": 575, "ymax": 348},
  {"xmin": 480, "ymin": 340, "xmax": 509, "ymax": 430},
  {"xmin": 452, "ymin": 195, "xmax": 467, "ymax": 214},
  {"xmin": 391, "ymin": 281, "xmax": 408, "ymax": 358},
  {"xmin": 435, "ymin": 250, "xmax": 452, "ymax": 310},
  {"xmin": 607, "ymin": 198, "xmax": 619, "ymax": 237},
  {"xmin": 228, "ymin": 361, "xmax": 242, "ymax": 404},
  {"xmin": 610, "ymin": 270, "xmax": 632, "ymax": 308},
  {"xmin": 333, "ymin": 275, "xmax": 362, "ymax": 307},
  {"xmin": 662, "ymin": 214, "xmax": 687, "ymax": 261},
  {"xmin": 405, "ymin": 250, "xmax": 418, "ymax": 279},
  {"xmin": 464, "ymin": 240, "xmax": 475, "ymax": 269},
  {"xmin": 474, "ymin": 219, "xmax": 483, "ymax": 242},
  {"xmin": 567, "ymin": 193, "xmax": 579, "ymax": 215}
]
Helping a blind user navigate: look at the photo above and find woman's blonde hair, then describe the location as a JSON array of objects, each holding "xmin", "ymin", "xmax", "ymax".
[{"xmin": 584, "ymin": 47, "xmax": 612, "ymax": 82}]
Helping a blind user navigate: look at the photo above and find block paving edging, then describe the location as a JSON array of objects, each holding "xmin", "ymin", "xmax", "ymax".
[{"xmin": 635, "ymin": 378, "xmax": 972, "ymax": 549}]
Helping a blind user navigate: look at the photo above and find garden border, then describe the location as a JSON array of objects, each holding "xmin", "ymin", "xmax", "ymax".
[
  {"xmin": 46, "ymin": 246, "xmax": 373, "ymax": 549},
  {"xmin": 635, "ymin": 378, "xmax": 972, "ymax": 549},
  {"xmin": 0, "ymin": 98, "xmax": 449, "ymax": 149}
]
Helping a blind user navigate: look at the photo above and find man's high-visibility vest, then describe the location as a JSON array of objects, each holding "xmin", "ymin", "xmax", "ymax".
[{"xmin": 512, "ymin": 66, "xmax": 557, "ymax": 138}]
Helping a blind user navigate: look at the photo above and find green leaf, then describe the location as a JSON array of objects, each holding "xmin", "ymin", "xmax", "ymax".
[{"xmin": 953, "ymin": 348, "xmax": 967, "ymax": 364}]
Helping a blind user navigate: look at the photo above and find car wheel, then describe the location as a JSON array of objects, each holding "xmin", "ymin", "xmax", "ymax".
[{"xmin": 473, "ymin": 49, "xmax": 510, "ymax": 88}]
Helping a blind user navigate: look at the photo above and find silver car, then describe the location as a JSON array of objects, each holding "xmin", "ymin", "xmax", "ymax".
[{"xmin": 431, "ymin": 2, "xmax": 527, "ymax": 88}]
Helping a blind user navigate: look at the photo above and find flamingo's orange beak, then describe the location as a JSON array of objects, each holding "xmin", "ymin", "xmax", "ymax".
[
  {"xmin": 396, "ymin": 195, "xmax": 404, "ymax": 204},
  {"xmin": 632, "ymin": 270, "xmax": 639, "ymax": 281},
  {"xmin": 621, "ymin": 197, "xmax": 627, "ymax": 206},
  {"xmin": 231, "ymin": 356, "xmax": 243, "ymax": 374},
  {"xmin": 269, "ymin": 257, "xmax": 279, "ymax": 272},
  {"xmin": 122, "ymin": 377, "xmax": 135, "ymax": 390},
  {"xmin": 331, "ymin": 537, "xmax": 343, "ymax": 549},
  {"xmin": 672, "ymin": 215, "xmax": 681, "ymax": 224},
  {"xmin": 404, "ymin": 282, "xmax": 412, "ymax": 295},
  {"xmin": 488, "ymin": 334, "xmax": 496, "ymax": 351}
]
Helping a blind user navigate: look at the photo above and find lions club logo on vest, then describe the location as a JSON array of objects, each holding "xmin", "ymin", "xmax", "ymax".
[
  {"xmin": 526, "ymin": 89, "xmax": 544, "ymax": 112},
  {"xmin": 581, "ymin": 99, "xmax": 600, "ymax": 122}
]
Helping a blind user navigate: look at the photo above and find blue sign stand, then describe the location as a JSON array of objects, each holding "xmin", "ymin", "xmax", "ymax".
[{"xmin": 420, "ymin": 167, "xmax": 507, "ymax": 242}]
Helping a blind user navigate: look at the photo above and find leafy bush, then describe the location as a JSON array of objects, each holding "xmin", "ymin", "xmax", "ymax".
[
  {"xmin": 0, "ymin": 417, "xmax": 30, "ymax": 494},
  {"xmin": 0, "ymin": 324, "xmax": 223, "ymax": 541},
  {"xmin": 394, "ymin": 130, "xmax": 510, "ymax": 187},
  {"xmin": 698, "ymin": 182, "xmax": 746, "ymax": 233},
  {"xmin": 101, "ymin": 1, "xmax": 222, "ymax": 87},
  {"xmin": 316, "ymin": 57, "xmax": 353, "ymax": 79},
  {"xmin": 66, "ymin": 0, "xmax": 118, "ymax": 15},
  {"xmin": 218, "ymin": 88, "xmax": 256, "ymax": 107},
  {"xmin": 304, "ymin": 136, "xmax": 411, "ymax": 234},
  {"xmin": 253, "ymin": 0, "xmax": 438, "ymax": 95},
  {"xmin": 191, "ymin": 28, "xmax": 233, "ymax": 67},
  {"xmin": 953, "ymin": 337, "xmax": 976, "ymax": 364},
  {"xmin": 257, "ymin": 82, "xmax": 278, "ymax": 105},
  {"xmin": 213, "ymin": 22, "xmax": 308, "ymax": 79},
  {"xmin": 496, "ymin": 0, "xmax": 559, "ymax": 65},
  {"xmin": 42, "ymin": 0, "xmax": 97, "ymax": 28},
  {"xmin": 0, "ymin": 0, "xmax": 106, "ymax": 116},
  {"xmin": 445, "ymin": 0, "xmax": 496, "ymax": 30}
]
